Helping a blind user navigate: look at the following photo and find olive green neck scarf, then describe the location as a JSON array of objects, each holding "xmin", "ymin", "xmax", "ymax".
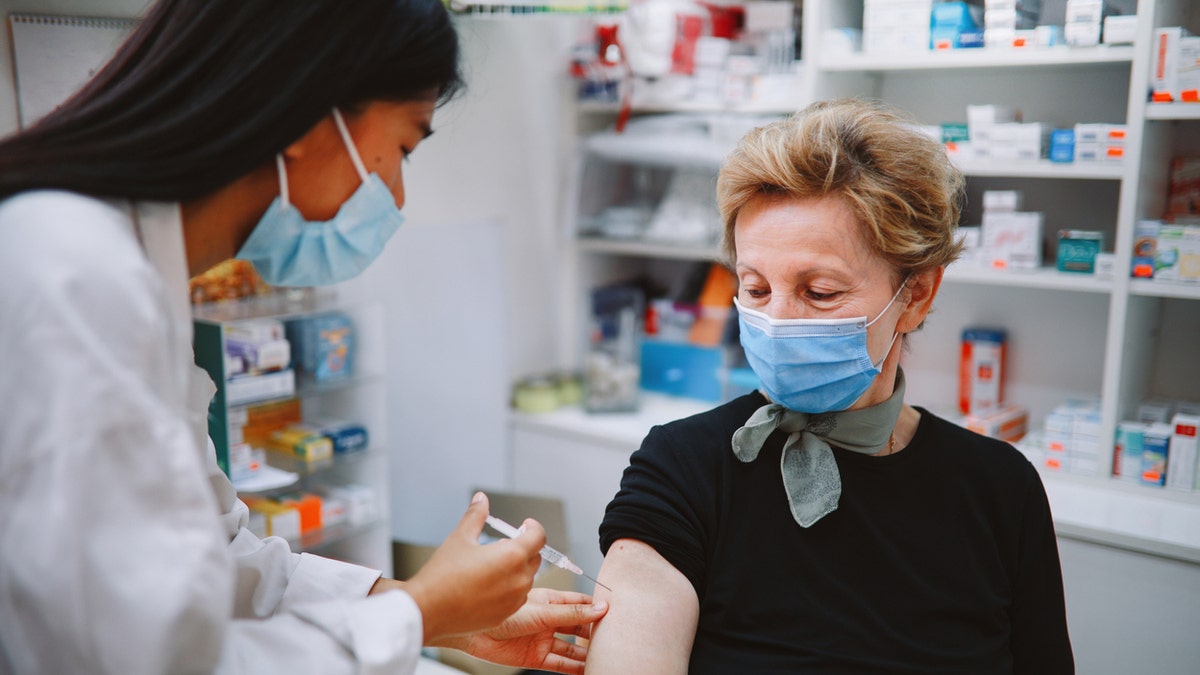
[{"xmin": 732, "ymin": 368, "xmax": 906, "ymax": 527}]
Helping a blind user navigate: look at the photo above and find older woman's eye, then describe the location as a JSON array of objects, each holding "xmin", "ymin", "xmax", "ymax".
[
  {"xmin": 743, "ymin": 288, "xmax": 769, "ymax": 299},
  {"xmin": 807, "ymin": 290, "xmax": 839, "ymax": 302}
]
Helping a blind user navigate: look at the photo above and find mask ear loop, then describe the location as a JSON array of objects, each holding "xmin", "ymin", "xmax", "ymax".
[
  {"xmin": 275, "ymin": 154, "xmax": 291, "ymax": 208},
  {"xmin": 866, "ymin": 275, "xmax": 912, "ymax": 328},
  {"xmin": 867, "ymin": 275, "xmax": 911, "ymax": 369},
  {"xmin": 331, "ymin": 107, "xmax": 370, "ymax": 183}
]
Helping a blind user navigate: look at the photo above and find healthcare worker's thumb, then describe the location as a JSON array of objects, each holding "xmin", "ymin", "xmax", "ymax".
[{"xmin": 459, "ymin": 491, "xmax": 489, "ymax": 538}]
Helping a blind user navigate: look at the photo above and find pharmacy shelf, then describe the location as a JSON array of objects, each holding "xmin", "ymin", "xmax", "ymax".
[
  {"xmin": 576, "ymin": 236, "xmax": 721, "ymax": 261},
  {"xmin": 510, "ymin": 392, "xmax": 712, "ymax": 449},
  {"xmin": 819, "ymin": 45, "xmax": 1136, "ymax": 72},
  {"xmin": 581, "ymin": 136, "xmax": 1127, "ymax": 180},
  {"xmin": 192, "ymin": 289, "xmax": 340, "ymax": 323},
  {"xmin": 1145, "ymin": 103, "xmax": 1200, "ymax": 120},
  {"xmin": 953, "ymin": 157, "xmax": 1125, "ymax": 180},
  {"xmin": 582, "ymin": 132, "xmax": 732, "ymax": 169},
  {"xmin": 1040, "ymin": 472, "xmax": 1200, "ymax": 564},
  {"xmin": 1128, "ymin": 279, "xmax": 1200, "ymax": 300},
  {"xmin": 577, "ymin": 96, "xmax": 808, "ymax": 116},
  {"xmin": 943, "ymin": 264, "xmax": 1115, "ymax": 293},
  {"xmin": 264, "ymin": 447, "xmax": 378, "ymax": 478},
  {"xmin": 293, "ymin": 518, "xmax": 385, "ymax": 553}
]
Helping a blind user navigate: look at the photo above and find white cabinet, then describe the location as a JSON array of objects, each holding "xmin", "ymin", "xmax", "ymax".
[{"xmin": 193, "ymin": 291, "xmax": 392, "ymax": 573}]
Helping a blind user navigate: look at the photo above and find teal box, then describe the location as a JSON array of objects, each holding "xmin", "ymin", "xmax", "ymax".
[
  {"xmin": 1056, "ymin": 230, "xmax": 1103, "ymax": 273},
  {"xmin": 285, "ymin": 312, "xmax": 355, "ymax": 382},
  {"xmin": 640, "ymin": 341, "xmax": 725, "ymax": 402}
]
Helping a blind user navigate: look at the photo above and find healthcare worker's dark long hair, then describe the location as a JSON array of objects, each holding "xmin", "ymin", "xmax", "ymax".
[{"xmin": 0, "ymin": 0, "xmax": 462, "ymax": 201}]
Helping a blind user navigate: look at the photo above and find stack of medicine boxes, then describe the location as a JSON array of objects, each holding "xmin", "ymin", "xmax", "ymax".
[
  {"xmin": 1114, "ymin": 402, "xmax": 1200, "ymax": 491},
  {"xmin": 1043, "ymin": 399, "xmax": 1103, "ymax": 476},
  {"xmin": 983, "ymin": 0, "xmax": 1040, "ymax": 48},
  {"xmin": 862, "ymin": 0, "xmax": 932, "ymax": 55}
]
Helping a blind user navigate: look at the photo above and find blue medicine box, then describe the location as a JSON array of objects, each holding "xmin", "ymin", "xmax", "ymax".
[
  {"xmin": 1049, "ymin": 129, "xmax": 1075, "ymax": 163},
  {"xmin": 641, "ymin": 341, "xmax": 726, "ymax": 402},
  {"xmin": 285, "ymin": 312, "xmax": 355, "ymax": 383}
]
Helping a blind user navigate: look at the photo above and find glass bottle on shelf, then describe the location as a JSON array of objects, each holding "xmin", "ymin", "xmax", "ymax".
[{"xmin": 584, "ymin": 284, "xmax": 644, "ymax": 413}]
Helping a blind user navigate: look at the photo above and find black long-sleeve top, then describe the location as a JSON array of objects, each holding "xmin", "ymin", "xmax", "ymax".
[{"xmin": 600, "ymin": 392, "xmax": 1074, "ymax": 674}]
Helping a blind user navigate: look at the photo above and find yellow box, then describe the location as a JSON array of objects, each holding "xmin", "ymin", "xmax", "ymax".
[{"xmin": 267, "ymin": 426, "xmax": 333, "ymax": 462}]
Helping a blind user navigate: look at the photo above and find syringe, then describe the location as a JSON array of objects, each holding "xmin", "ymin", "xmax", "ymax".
[{"xmin": 485, "ymin": 515, "xmax": 612, "ymax": 592}]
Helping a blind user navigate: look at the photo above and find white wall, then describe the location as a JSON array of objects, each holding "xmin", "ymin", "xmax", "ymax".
[{"xmin": 340, "ymin": 16, "xmax": 591, "ymax": 543}]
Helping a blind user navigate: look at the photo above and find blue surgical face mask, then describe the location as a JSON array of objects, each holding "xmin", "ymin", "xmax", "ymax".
[
  {"xmin": 735, "ymin": 280, "xmax": 908, "ymax": 413},
  {"xmin": 236, "ymin": 108, "xmax": 405, "ymax": 287}
]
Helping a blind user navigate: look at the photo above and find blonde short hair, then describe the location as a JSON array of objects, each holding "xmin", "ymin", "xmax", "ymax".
[{"xmin": 717, "ymin": 98, "xmax": 965, "ymax": 276}]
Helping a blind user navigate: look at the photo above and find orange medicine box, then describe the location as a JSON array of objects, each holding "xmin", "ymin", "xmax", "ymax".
[
  {"xmin": 278, "ymin": 493, "xmax": 324, "ymax": 534},
  {"xmin": 959, "ymin": 327, "xmax": 1006, "ymax": 415}
]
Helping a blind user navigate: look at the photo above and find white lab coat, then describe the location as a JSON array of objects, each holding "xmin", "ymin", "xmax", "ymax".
[{"xmin": 0, "ymin": 191, "xmax": 422, "ymax": 674}]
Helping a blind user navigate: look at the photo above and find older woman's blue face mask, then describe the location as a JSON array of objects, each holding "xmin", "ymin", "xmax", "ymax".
[{"xmin": 732, "ymin": 194, "xmax": 923, "ymax": 413}]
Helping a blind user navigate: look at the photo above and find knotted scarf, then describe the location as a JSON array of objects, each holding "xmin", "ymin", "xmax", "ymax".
[{"xmin": 731, "ymin": 369, "xmax": 907, "ymax": 527}]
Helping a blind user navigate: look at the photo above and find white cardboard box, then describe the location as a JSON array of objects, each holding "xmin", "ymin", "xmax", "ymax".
[
  {"xmin": 1166, "ymin": 413, "xmax": 1199, "ymax": 491},
  {"xmin": 982, "ymin": 210, "xmax": 1044, "ymax": 269},
  {"xmin": 1152, "ymin": 27, "xmax": 1200, "ymax": 102}
]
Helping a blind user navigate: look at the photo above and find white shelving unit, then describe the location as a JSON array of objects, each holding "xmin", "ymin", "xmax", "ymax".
[
  {"xmin": 525, "ymin": 1, "xmax": 1200, "ymax": 582},
  {"xmin": 804, "ymin": 0, "xmax": 1200, "ymax": 508}
]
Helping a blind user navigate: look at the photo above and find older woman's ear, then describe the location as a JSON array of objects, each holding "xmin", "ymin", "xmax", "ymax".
[{"xmin": 897, "ymin": 267, "xmax": 944, "ymax": 334}]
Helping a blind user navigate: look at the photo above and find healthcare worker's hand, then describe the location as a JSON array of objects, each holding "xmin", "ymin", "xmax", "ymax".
[
  {"xmin": 434, "ymin": 587, "xmax": 608, "ymax": 675},
  {"xmin": 399, "ymin": 492, "xmax": 546, "ymax": 643}
]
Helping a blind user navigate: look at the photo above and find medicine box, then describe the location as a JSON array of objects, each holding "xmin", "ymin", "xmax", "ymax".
[
  {"xmin": 1131, "ymin": 220, "xmax": 1160, "ymax": 278},
  {"xmin": 1140, "ymin": 423, "xmax": 1173, "ymax": 486},
  {"xmin": 640, "ymin": 340, "xmax": 726, "ymax": 402},
  {"xmin": 1102, "ymin": 15, "xmax": 1137, "ymax": 45},
  {"xmin": 1166, "ymin": 413, "xmax": 1199, "ymax": 491},
  {"xmin": 1064, "ymin": 0, "xmax": 1111, "ymax": 47},
  {"xmin": 285, "ymin": 312, "xmax": 355, "ymax": 382},
  {"xmin": 244, "ymin": 498, "xmax": 301, "ymax": 540},
  {"xmin": 1114, "ymin": 422, "xmax": 1148, "ymax": 482},
  {"xmin": 1049, "ymin": 129, "xmax": 1075, "ymax": 163},
  {"xmin": 277, "ymin": 493, "xmax": 323, "ymax": 534},
  {"xmin": 314, "ymin": 419, "xmax": 370, "ymax": 454},
  {"xmin": 863, "ymin": 0, "xmax": 933, "ymax": 54},
  {"xmin": 959, "ymin": 327, "xmax": 1006, "ymax": 414},
  {"xmin": 967, "ymin": 105, "xmax": 1020, "ymax": 158},
  {"xmin": 983, "ymin": 189, "xmax": 1023, "ymax": 212},
  {"xmin": 1056, "ymin": 230, "xmax": 1103, "ymax": 273},
  {"xmin": 267, "ymin": 426, "xmax": 334, "ymax": 463},
  {"xmin": 1153, "ymin": 225, "xmax": 1200, "ymax": 283},
  {"xmin": 1152, "ymin": 28, "xmax": 1200, "ymax": 102},
  {"xmin": 931, "ymin": 1, "xmax": 983, "ymax": 50},
  {"xmin": 964, "ymin": 404, "xmax": 1027, "ymax": 443},
  {"xmin": 982, "ymin": 210, "xmax": 1043, "ymax": 269}
]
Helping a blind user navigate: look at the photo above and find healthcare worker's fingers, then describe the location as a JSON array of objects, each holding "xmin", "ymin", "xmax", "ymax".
[
  {"xmin": 406, "ymin": 493, "xmax": 547, "ymax": 644},
  {"xmin": 456, "ymin": 491, "xmax": 489, "ymax": 539}
]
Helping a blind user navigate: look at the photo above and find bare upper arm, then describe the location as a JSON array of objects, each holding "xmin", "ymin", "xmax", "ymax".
[{"xmin": 584, "ymin": 538, "xmax": 699, "ymax": 675}]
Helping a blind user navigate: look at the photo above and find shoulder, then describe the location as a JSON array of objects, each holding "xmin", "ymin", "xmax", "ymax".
[
  {"xmin": 0, "ymin": 191, "xmax": 161, "ymax": 327},
  {"xmin": 0, "ymin": 190, "xmax": 149, "ymax": 285},
  {"xmin": 655, "ymin": 392, "xmax": 769, "ymax": 441},
  {"xmin": 640, "ymin": 392, "xmax": 768, "ymax": 463},
  {"xmin": 915, "ymin": 407, "xmax": 1042, "ymax": 488}
]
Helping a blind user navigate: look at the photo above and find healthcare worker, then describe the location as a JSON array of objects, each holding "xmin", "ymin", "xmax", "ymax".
[{"xmin": 0, "ymin": 1, "xmax": 606, "ymax": 673}]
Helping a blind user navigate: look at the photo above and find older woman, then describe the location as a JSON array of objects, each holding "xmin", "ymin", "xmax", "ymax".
[{"xmin": 585, "ymin": 98, "xmax": 1073, "ymax": 673}]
